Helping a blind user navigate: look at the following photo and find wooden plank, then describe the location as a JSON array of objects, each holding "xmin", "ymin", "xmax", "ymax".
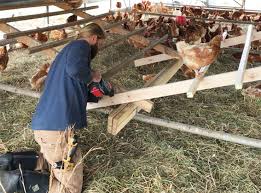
[
  {"xmin": 1, "ymin": 67, "xmax": 260, "ymax": 108},
  {"xmin": 87, "ymin": 66, "xmax": 261, "ymax": 109},
  {"xmin": 235, "ymin": 25, "xmax": 254, "ymax": 89},
  {"xmin": 0, "ymin": 23, "xmax": 58, "ymax": 58},
  {"xmin": 4, "ymin": 12, "xmax": 112, "ymax": 39},
  {"xmin": 108, "ymin": 103, "xmax": 138, "ymax": 135},
  {"xmin": 221, "ymin": 31, "xmax": 261, "ymax": 48},
  {"xmin": 187, "ymin": 65, "xmax": 210, "ymax": 98},
  {"xmin": 28, "ymin": 36, "xmax": 75, "ymax": 54},
  {"xmin": 108, "ymin": 60, "xmax": 183, "ymax": 135},
  {"xmin": 134, "ymin": 54, "xmax": 174, "ymax": 67},
  {"xmin": 115, "ymin": 85, "xmax": 154, "ymax": 113},
  {"xmin": 0, "ymin": 6, "xmax": 98, "ymax": 23}
]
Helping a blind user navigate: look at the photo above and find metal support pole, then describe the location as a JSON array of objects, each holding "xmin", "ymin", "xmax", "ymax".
[{"xmin": 46, "ymin": 5, "xmax": 50, "ymax": 26}]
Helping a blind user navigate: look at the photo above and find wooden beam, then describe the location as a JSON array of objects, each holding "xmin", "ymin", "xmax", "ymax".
[
  {"xmin": 107, "ymin": 59, "xmax": 183, "ymax": 135},
  {"xmin": 87, "ymin": 66, "xmax": 261, "ymax": 109},
  {"xmin": 100, "ymin": 27, "xmax": 146, "ymax": 50},
  {"xmin": 187, "ymin": 65, "xmax": 210, "ymax": 98},
  {"xmin": 4, "ymin": 12, "xmax": 112, "ymax": 39},
  {"xmin": 28, "ymin": 19, "xmax": 129, "ymax": 54},
  {"xmin": 102, "ymin": 34, "xmax": 168, "ymax": 80},
  {"xmin": 221, "ymin": 31, "xmax": 261, "ymax": 48},
  {"xmin": 0, "ymin": 6, "xmax": 98, "ymax": 23},
  {"xmin": 0, "ymin": 67, "xmax": 260, "ymax": 109},
  {"xmin": 0, "ymin": 23, "xmax": 58, "ymax": 58},
  {"xmin": 54, "ymin": 3, "xmax": 106, "ymax": 25},
  {"xmin": 28, "ymin": 36, "xmax": 75, "ymax": 54},
  {"xmin": 235, "ymin": 25, "xmax": 254, "ymax": 89},
  {"xmin": 114, "ymin": 85, "xmax": 154, "ymax": 113},
  {"xmin": 134, "ymin": 54, "xmax": 174, "ymax": 67}
]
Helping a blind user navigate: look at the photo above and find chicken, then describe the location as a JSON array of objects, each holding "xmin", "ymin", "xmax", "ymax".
[
  {"xmin": 180, "ymin": 65, "xmax": 195, "ymax": 79},
  {"xmin": 185, "ymin": 23, "xmax": 207, "ymax": 44},
  {"xmin": 67, "ymin": 14, "xmax": 77, "ymax": 23},
  {"xmin": 49, "ymin": 29, "xmax": 67, "ymax": 41},
  {"xmin": 0, "ymin": 46, "xmax": 9, "ymax": 72},
  {"xmin": 30, "ymin": 63, "xmax": 50, "ymax": 91},
  {"xmin": 115, "ymin": 11, "xmax": 122, "ymax": 22},
  {"xmin": 142, "ymin": 74, "xmax": 156, "ymax": 82},
  {"xmin": 176, "ymin": 32, "xmax": 227, "ymax": 76},
  {"xmin": 242, "ymin": 83, "xmax": 261, "ymax": 98},
  {"xmin": 231, "ymin": 9, "xmax": 244, "ymax": 20},
  {"xmin": 30, "ymin": 32, "xmax": 48, "ymax": 42},
  {"xmin": 232, "ymin": 53, "xmax": 261, "ymax": 64},
  {"xmin": 116, "ymin": 2, "xmax": 122, "ymax": 8}
]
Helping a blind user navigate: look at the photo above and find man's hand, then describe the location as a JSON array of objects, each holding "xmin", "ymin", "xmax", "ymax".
[{"xmin": 91, "ymin": 70, "xmax": 102, "ymax": 83}]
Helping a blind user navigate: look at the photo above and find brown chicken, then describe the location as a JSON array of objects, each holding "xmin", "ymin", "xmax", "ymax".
[
  {"xmin": 0, "ymin": 46, "xmax": 9, "ymax": 72},
  {"xmin": 67, "ymin": 14, "xmax": 77, "ymax": 23},
  {"xmin": 30, "ymin": 32, "xmax": 48, "ymax": 42},
  {"xmin": 180, "ymin": 65, "xmax": 195, "ymax": 79},
  {"xmin": 231, "ymin": 9, "xmax": 244, "ymax": 20},
  {"xmin": 49, "ymin": 29, "xmax": 67, "ymax": 41},
  {"xmin": 232, "ymin": 53, "xmax": 261, "ymax": 64},
  {"xmin": 30, "ymin": 63, "xmax": 50, "ymax": 91},
  {"xmin": 176, "ymin": 32, "xmax": 227, "ymax": 76},
  {"xmin": 142, "ymin": 74, "xmax": 156, "ymax": 82},
  {"xmin": 185, "ymin": 23, "xmax": 207, "ymax": 44}
]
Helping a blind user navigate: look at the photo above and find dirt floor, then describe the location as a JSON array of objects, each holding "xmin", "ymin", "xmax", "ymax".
[{"xmin": 0, "ymin": 35, "xmax": 261, "ymax": 192}]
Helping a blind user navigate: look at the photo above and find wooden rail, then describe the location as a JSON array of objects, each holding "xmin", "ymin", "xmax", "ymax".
[
  {"xmin": 4, "ymin": 12, "xmax": 113, "ymax": 39},
  {"xmin": 0, "ymin": 6, "xmax": 98, "ymax": 23}
]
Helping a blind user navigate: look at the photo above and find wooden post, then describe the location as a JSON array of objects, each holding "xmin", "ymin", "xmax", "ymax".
[
  {"xmin": 235, "ymin": 24, "xmax": 254, "ymax": 89},
  {"xmin": 4, "ymin": 12, "xmax": 113, "ymax": 39},
  {"xmin": 0, "ymin": 6, "xmax": 98, "ymax": 23},
  {"xmin": 102, "ymin": 34, "xmax": 168, "ymax": 80},
  {"xmin": 187, "ymin": 65, "xmax": 210, "ymax": 98}
]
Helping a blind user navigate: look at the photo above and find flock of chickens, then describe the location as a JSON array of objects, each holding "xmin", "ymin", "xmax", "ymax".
[
  {"xmin": 0, "ymin": 14, "xmax": 78, "ymax": 90},
  {"xmin": 0, "ymin": 1, "xmax": 261, "ymax": 92},
  {"xmin": 108, "ymin": 1, "xmax": 261, "ymax": 78}
]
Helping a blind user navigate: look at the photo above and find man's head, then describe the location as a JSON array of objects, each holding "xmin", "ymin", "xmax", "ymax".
[{"xmin": 78, "ymin": 23, "xmax": 105, "ymax": 47}]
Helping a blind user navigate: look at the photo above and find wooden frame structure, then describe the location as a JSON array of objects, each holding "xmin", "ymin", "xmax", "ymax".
[{"xmin": 0, "ymin": 1, "xmax": 260, "ymax": 145}]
